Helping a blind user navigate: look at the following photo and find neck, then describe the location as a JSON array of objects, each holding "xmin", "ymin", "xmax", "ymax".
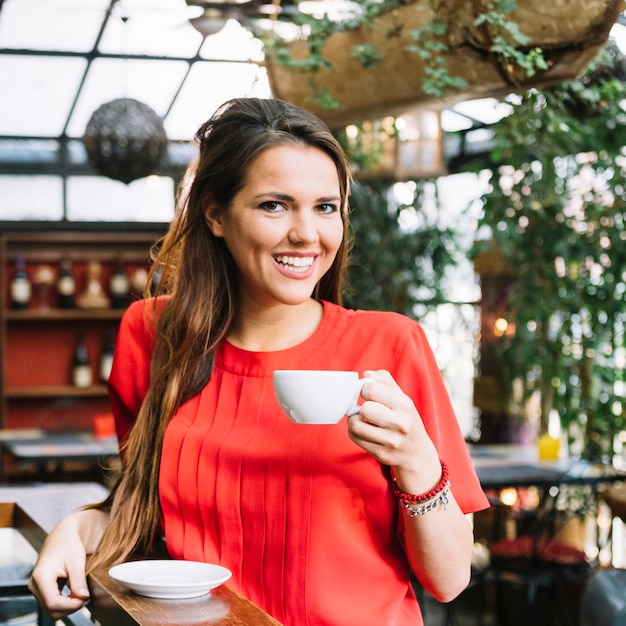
[{"xmin": 228, "ymin": 299, "xmax": 324, "ymax": 351}]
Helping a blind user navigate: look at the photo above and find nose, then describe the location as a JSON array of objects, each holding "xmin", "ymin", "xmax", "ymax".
[{"xmin": 288, "ymin": 210, "xmax": 319, "ymax": 244}]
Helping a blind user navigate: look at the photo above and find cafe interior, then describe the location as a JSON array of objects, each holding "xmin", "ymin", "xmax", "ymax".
[{"xmin": 1, "ymin": 0, "xmax": 626, "ymax": 624}]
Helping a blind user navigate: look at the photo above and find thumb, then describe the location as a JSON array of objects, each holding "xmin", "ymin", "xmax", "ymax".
[{"xmin": 65, "ymin": 566, "xmax": 90, "ymax": 600}]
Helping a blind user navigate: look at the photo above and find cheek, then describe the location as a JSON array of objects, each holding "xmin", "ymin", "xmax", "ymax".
[{"xmin": 323, "ymin": 221, "xmax": 345, "ymax": 254}]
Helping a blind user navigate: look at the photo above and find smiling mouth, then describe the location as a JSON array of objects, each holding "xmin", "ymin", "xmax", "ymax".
[{"xmin": 274, "ymin": 255, "xmax": 314, "ymax": 273}]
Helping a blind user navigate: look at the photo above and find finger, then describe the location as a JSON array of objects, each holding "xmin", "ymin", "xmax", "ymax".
[
  {"xmin": 363, "ymin": 369, "xmax": 400, "ymax": 391},
  {"xmin": 28, "ymin": 575, "xmax": 87, "ymax": 620},
  {"xmin": 66, "ymin": 570, "xmax": 90, "ymax": 601},
  {"xmin": 348, "ymin": 405, "xmax": 395, "ymax": 443},
  {"xmin": 28, "ymin": 570, "xmax": 63, "ymax": 606},
  {"xmin": 45, "ymin": 595, "xmax": 89, "ymax": 621},
  {"xmin": 347, "ymin": 422, "xmax": 400, "ymax": 466},
  {"xmin": 361, "ymin": 370, "xmax": 407, "ymax": 408}
]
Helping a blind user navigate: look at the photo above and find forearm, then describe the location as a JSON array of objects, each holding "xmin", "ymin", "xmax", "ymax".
[
  {"xmin": 401, "ymin": 493, "xmax": 474, "ymax": 602},
  {"xmin": 43, "ymin": 507, "xmax": 110, "ymax": 555},
  {"xmin": 393, "ymin": 454, "xmax": 474, "ymax": 602}
]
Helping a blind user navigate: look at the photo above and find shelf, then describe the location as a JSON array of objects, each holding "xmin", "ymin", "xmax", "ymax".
[
  {"xmin": 6, "ymin": 385, "xmax": 109, "ymax": 399},
  {"xmin": 0, "ymin": 230, "xmax": 159, "ymax": 432},
  {"xmin": 4, "ymin": 309, "xmax": 126, "ymax": 321}
]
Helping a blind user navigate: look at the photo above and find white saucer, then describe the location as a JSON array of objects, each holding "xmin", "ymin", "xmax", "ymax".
[{"xmin": 108, "ymin": 560, "xmax": 232, "ymax": 599}]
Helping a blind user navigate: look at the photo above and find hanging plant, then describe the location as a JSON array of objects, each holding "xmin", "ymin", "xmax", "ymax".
[{"xmin": 263, "ymin": 0, "xmax": 621, "ymax": 128}]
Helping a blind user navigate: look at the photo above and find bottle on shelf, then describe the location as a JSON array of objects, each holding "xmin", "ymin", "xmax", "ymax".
[
  {"xmin": 77, "ymin": 261, "xmax": 110, "ymax": 309},
  {"xmin": 109, "ymin": 261, "xmax": 130, "ymax": 309},
  {"xmin": 10, "ymin": 254, "xmax": 31, "ymax": 310},
  {"xmin": 99, "ymin": 329, "xmax": 116, "ymax": 383},
  {"xmin": 32, "ymin": 264, "xmax": 55, "ymax": 311},
  {"xmin": 57, "ymin": 257, "xmax": 76, "ymax": 309},
  {"xmin": 72, "ymin": 333, "xmax": 93, "ymax": 388}
]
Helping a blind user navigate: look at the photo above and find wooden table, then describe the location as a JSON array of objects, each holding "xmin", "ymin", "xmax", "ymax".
[
  {"xmin": 88, "ymin": 569, "xmax": 282, "ymax": 626},
  {"xmin": 0, "ymin": 483, "xmax": 282, "ymax": 626}
]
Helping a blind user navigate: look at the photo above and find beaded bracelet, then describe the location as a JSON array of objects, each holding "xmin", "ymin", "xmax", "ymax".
[
  {"xmin": 401, "ymin": 482, "xmax": 450, "ymax": 517},
  {"xmin": 391, "ymin": 460, "xmax": 449, "ymax": 504}
]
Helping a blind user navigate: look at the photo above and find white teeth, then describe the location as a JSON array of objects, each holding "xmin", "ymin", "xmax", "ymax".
[{"xmin": 275, "ymin": 255, "xmax": 314, "ymax": 272}]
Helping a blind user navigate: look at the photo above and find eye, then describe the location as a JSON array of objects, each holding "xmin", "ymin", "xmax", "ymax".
[
  {"xmin": 259, "ymin": 200, "xmax": 285, "ymax": 213},
  {"xmin": 316, "ymin": 203, "xmax": 339, "ymax": 214}
]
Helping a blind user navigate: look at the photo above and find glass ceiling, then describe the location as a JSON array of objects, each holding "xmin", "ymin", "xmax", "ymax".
[
  {"xmin": 0, "ymin": 0, "xmax": 276, "ymax": 222},
  {"xmin": 0, "ymin": 0, "xmax": 270, "ymax": 143},
  {"xmin": 0, "ymin": 0, "xmax": 625, "ymax": 223}
]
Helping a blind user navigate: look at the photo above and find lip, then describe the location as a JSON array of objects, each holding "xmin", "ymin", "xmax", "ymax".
[{"xmin": 273, "ymin": 253, "xmax": 318, "ymax": 279}]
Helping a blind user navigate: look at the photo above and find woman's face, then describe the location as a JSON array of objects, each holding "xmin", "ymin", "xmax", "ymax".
[{"xmin": 205, "ymin": 144, "xmax": 344, "ymax": 309}]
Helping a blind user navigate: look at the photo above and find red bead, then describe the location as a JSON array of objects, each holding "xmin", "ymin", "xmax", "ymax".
[{"xmin": 391, "ymin": 460, "xmax": 449, "ymax": 503}]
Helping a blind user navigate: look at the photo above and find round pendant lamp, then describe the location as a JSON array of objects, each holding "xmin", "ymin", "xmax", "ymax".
[{"xmin": 83, "ymin": 98, "xmax": 168, "ymax": 184}]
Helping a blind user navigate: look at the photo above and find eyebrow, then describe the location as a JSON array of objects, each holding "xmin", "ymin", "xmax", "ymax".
[{"xmin": 253, "ymin": 192, "xmax": 341, "ymax": 203}]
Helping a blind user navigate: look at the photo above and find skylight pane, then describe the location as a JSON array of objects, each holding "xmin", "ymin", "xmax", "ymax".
[
  {"xmin": 0, "ymin": 0, "xmax": 108, "ymax": 52},
  {"xmin": 66, "ymin": 175, "xmax": 174, "ymax": 222},
  {"xmin": 165, "ymin": 62, "xmax": 271, "ymax": 140},
  {"xmin": 0, "ymin": 175, "xmax": 64, "ymax": 220},
  {"xmin": 99, "ymin": 0, "xmax": 203, "ymax": 58},
  {"xmin": 0, "ymin": 55, "xmax": 87, "ymax": 136},
  {"xmin": 199, "ymin": 20, "xmax": 264, "ymax": 62}
]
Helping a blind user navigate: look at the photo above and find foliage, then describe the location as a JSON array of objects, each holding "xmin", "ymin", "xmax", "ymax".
[
  {"xmin": 472, "ymin": 1, "xmax": 547, "ymax": 81},
  {"xmin": 404, "ymin": 4, "xmax": 469, "ymax": 99},
  {"xmin": 471, "ymin": 45, "xmax": 626, "ymax": 459},
  {"xmin": 344, "ymin": 179, "xmax": 460, "ymax": 317},
  {"xmin": 267, "ymin": 0, "xmax": 546, "ymax": 107}
]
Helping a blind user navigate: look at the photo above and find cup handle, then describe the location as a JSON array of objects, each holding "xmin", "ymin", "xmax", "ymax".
[{"xmin": 345, "ymin": 377, "xmax": 375, "ymax": 416}]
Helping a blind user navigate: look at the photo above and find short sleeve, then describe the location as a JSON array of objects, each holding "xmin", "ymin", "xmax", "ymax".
[
  {"xmin": 107, "ymin": 299, "xmax": 158, "ymax": 456},
  {"xmin": 391, "ymin": 323, "xmax": 489, "ymax": 514}
]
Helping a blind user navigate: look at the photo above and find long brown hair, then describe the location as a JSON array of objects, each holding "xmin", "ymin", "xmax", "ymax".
[{"xmin": 88, "ymin": 97, "xmax": 352, "ymax": 571}]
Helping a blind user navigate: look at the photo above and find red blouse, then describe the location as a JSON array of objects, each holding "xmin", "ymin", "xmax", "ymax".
[{"xmin": 108, "ymin": 299, "xmax": 489, "ymax": 626}]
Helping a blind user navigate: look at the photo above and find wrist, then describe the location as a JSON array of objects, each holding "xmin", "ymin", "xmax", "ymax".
[
  {"xmin": 391, "ymin": 460, "xmax": 451, "ymax": 517},
  {"xmin": 391, "ymin": 447, "xmax": 442, "ymax": 496},
  {"xmin": 392, "ymin": 459, "xmax": 448, "ymax": 504}
]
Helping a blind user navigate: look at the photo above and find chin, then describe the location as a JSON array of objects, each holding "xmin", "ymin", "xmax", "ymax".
[{"xmin": 272, "ymin": 290, "xmax": 318, "ymax": 307}]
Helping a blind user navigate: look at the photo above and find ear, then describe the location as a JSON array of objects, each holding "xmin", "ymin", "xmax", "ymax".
[{"xmin": 204, "ymin": 203, "xmax": 224, "ymax": 237}]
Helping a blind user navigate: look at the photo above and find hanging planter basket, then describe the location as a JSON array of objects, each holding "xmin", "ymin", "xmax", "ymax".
[{"xmin": 265, "ymin": 0, "xmax": 623, "ymax": 129}]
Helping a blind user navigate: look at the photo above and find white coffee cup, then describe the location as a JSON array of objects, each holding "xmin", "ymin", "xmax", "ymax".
[{"xmin": 273, "ymin": 370, "xmax": 373, "ymax": 424}]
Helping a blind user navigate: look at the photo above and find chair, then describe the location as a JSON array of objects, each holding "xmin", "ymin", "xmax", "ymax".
[
  {"xmin": 579, "ymin": 484, "xmax": 626, "ymax": 626},
  {"xmin": 580, "ymin": 568, "xmax": 626, "ymax": 626},
  {"xmin": 489, "ymin": 535, "xmax": 592, "ymax": 626}
]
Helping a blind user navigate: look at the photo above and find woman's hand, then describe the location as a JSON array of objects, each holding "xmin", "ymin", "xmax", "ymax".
[
  {"xmin": 348, "ymin": 369, "xmax": 440, "ymax": 488},
  {"xmin": 28, "ymin": 509, "xmax": 108, "ymax": 620}
]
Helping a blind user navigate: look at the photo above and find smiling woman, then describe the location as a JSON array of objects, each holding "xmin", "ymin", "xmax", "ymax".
[{"xmin": 28, "ymin": 97, "xmax": 488, "ymax": 626}]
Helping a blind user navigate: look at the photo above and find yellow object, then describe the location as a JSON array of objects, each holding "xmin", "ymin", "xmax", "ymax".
[{"xmin": 538, "ymin": 433, "xmax": 560, "ymax": 460}]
